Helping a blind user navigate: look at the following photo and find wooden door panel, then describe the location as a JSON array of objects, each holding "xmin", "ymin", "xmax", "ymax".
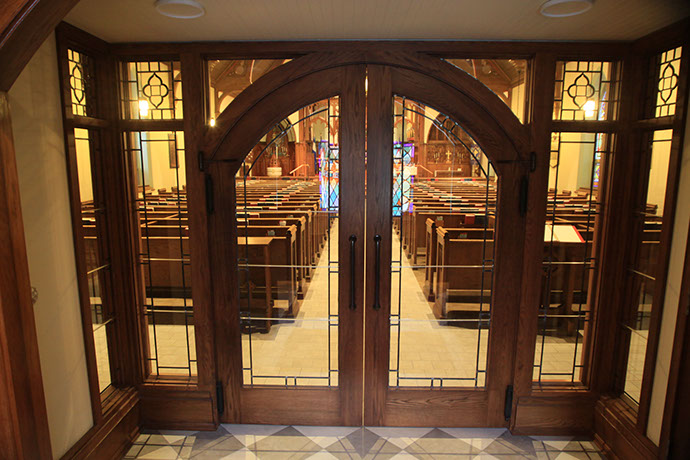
[
  {"xmin": 213, "ymin": 65, "xmax": 366, "ymax": 426},
  {"xmin": 363, "ymin": 65, "xmax": 527, "ymax": 427}
]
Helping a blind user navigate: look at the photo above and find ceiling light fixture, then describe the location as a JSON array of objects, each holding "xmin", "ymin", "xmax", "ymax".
[
  {"xmin": 155, "ymin": 0, "xmax": 205, "ymax": 19},
  {"xmin": 540, "ymin": 0, "xmax": 593, "ymax": 18}
]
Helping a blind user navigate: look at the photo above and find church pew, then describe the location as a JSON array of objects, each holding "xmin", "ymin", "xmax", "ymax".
[
  {"xmin": 238, "ymin": 216, "xmax": 309, "ymax": 280},
  {"xmin": 423, "ymin": 221, "xmax": 494, "ymax": 301},
  {"xmin": 237, "ymin": 224, "xmax": 301, "ymax": 312},
  {"xmin": 433, "ymin": 237, "xmax": 494, "ymax": 320},
  {"xmin": 406, "ymin": 211, "xmax": 493, "ymax": 265}
]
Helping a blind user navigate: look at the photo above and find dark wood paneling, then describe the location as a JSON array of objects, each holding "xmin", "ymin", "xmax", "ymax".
[
  {"xmin": 139, "ymin": 387, "xmax": 215, "ymax": 430},
  {"xmin": 384, "ymin": 390, "xmax": 489, "ymax": 427},
  {"xmin": 240, "ymin": 388, "xmax": 341, "ymax": 425},
  {"xmin": 110, "ymin": 40, "xmax": 631, "ymax": 61},
  {"xmin": 337, "ymin": 64, "xmax": 366, "ymax": 426},
  {"xmin": 208, "ymin": 162, "xmax": 242, "ymax": 422},
  {"xmin": 513, "ymin": 393, "xmax": 596, "ymax": 436},
  {"xmin": 0, "ymin": 91, "xmax": 53, "ymax": 459},
  {"xmin": 363, "ymin": 64, "xmax": 393, "ymax": 427},
  {"xmin": 594, "ymin": 397, "xmax": 658, "ymax": 460},
  {"xmin": 119, "ymin": 119, "xmax": 185, "ymax": 132},
  {"xmin": 551, "ymin": 120, "xmax": 618, "ymax": 132}
]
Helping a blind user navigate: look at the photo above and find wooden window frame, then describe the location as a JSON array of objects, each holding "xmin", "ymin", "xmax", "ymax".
[
  {"xmin": 592, "ymin": 24, "xmax": 690, "ymax": 460},
  {"xmin": 614, "ymin": 45, "xmax": 689, "ymax": 429},
  {"xmin": 46, "ymin": 17, "xmax": 689, "ymax": 456},
  {"xmin": 55, "ymin": 23, "xmax": 143, "ymax": 458}
]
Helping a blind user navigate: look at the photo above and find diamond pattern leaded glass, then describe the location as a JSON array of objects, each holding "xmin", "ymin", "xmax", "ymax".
[
  {"xmin": 553, "ymin": 61, "xmax": 618, "ymax": 121},
  {"xmin": 68, "ymin": 49, "xmax": 98, "ymax": 117},
  {"xmin": 120, "ymin": 61, "xmax": 183, "ymax": 120},
  {"xmin": 647, "ymin": 47, "xmax": 683, "ymax": 118}
]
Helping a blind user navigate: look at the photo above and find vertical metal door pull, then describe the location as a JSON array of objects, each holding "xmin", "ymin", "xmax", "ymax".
[
  {"xmin": 349, "ymin": 235, "xmax": 357, "ymax": 310},
  {"xmin": 373, "ymin": 234, "xmax": 381, "ymax": 310}
]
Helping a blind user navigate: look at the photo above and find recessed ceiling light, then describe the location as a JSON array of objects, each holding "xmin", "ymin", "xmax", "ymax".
[
  {"xmin": 540, "ymin": 0, "xmax": 593, "ymax": 18},
  {"xmin": 155, "ymin": 0, "xmax": 205, "ymax": 19}
]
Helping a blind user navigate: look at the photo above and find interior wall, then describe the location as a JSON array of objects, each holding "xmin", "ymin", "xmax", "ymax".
[
  {"xmin": 548, "ymin": 133, "xmax": 593, "ymax": 193},
  {"xmin": 646, "ymin": 130, "xmax": 673, "ymax": 215},
  {"xmin": 146, "ymin": 131, "xmax": 187, "ymax": 191},
  {"xmin": 510, "ymin": 81, "xmax": 525, "ymax": 123},
  {"xmin": 646, "ymin": 106, "xmax": 690, "ymax": 444},
  {"xmin": 8, "ymin": 32, "xmax": 94, "ymax": 458},
  {"xmin": 75, "ymin": 128, "xmax": 94, "ymax": 203}
]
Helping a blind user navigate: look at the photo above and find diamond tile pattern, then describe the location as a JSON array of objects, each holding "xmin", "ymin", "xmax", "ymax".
[{"xmin": 123, "ymin": 425, "xmax": 606, "ymax": 459}]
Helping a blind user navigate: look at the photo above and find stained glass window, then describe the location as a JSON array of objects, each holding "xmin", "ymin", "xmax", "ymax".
[
  {"xmin": 393, "ymin": 142, "xmax": 415, "ymax": 216},
  {"xmin": 317, "ymin": 140, "xmax": 339, "ymax": 210}
]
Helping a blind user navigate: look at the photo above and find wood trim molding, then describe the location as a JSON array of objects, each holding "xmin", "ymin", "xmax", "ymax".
[
  {"xmin": 664, "ymin": 217, "xmax": 690, "ymax": 457},
  {"xmin": 594, "ymin": 397, "xmax": 658, "ymax": 460},
  {"xmin": 109, "ymin": 40, "xmax": 631, "ymax": 60},
  {"xmin": 61, "ymin": 388, "xmax": 140, "ymax": 460},
  {"xmin": 511, "ymin": 52, "xmax": 555, "ymax": 407},
  {"xmin": 0, "ymin": 91, "xmax": 53, "ymax": 458},
  {"xmin": 138, "ymin": 386, "xmax": 215, "ymax": 431},
  {"xmin": 0, "ymin": 0, "xmax": 80, "ymax": 91},
  {"xmin": 513, "ymin": 392, "xmax": 597, "ymax": 436},
  {"xmin": 204, "ymin": 51, "xmax": 528, "ymax": 166},
  {"xmin": 55, "ymin": 28, "xmax": 105, "ymax": 426}
]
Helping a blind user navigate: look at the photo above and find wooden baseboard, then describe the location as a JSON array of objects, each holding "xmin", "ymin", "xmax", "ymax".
[
  {"xmin": 511, "ymin": 392, "xmax": 596, "ymax": 436},
  {"xmin": 594, "ymin": 396, "xmax": 658, "ymax": 460},
  {"xmin": 139, "ymin": 385, "xmax": 217, "ymax": 431},
  {"xmin": 62, "ymin": 388, "xmax": 140, "ymax": 460}
]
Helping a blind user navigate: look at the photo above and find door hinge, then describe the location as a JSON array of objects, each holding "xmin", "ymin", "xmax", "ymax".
[
  {"xmin": 530, "ymin": 152, "xmax": 537, "ymax": 172},
  {"xmin": 519, "ymin": 176, "xmax": 529, "ymax": 217},
  {"xmin": 205, "ymin": 174, "xmax": 214, "ymax": 214},
  {"xmin": 504, "ymin": 384, "xmax": 514, "ymax": 420},
  {"xmin": 216, "ymin": 381, "xmax": 225, "ymax": 415},
  {"xmin": 198, "ymin": 151, "xmax": 205, "ymax": 172}
]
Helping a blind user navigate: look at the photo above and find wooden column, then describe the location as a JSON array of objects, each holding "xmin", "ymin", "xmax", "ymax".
[
  {"xmin": 181, "ymin": 52, "xmax": 216, "ymax": 391},
  {"xmin": 0, "ymin": 91, "xmax": 53, "ymax": 459},
  {"xmin": 512, "ymin": 52, "xmax": 555, "ymax": 413}
]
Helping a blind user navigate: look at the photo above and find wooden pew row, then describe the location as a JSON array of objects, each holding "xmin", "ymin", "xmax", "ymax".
[{"xmin": 423, "ymin": 220, "xmax": 494, "ymax": 301}]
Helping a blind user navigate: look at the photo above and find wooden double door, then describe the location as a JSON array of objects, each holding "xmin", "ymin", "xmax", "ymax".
[{"xmin": 210, "ymin": 58, "xmax": 529, "ymax": 427}]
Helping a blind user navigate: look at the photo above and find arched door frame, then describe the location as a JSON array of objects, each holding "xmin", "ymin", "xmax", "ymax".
[
  {"xmin": 202, "ymin": 51, "xmax": 529, "ymax": 167},
  {"xmin": 204, "ymin": 52, "xmax": 532, "ymax": 426}
]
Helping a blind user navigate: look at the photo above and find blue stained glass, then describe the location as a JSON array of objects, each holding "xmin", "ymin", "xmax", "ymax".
[
  {"xmin": 317, "ymin": 140, "xmax": 339, "ymax": 210},
  {"xmin": 393, "ymin": 143, "xmax": 415, "ymax": 217}
]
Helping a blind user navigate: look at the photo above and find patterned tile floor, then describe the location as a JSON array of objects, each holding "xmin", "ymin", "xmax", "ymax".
[{"xmin": 123, "ymin": 425, "xmax": 606, "ymax": 459}]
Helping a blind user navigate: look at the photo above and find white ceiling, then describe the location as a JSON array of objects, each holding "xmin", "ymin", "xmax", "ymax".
[{"xmin": 64, "ymin": 0, "xmax": 690, "ymax": 43}]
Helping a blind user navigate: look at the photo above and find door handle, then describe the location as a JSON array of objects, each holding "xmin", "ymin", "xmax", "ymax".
[
  {"xmin": 373, "ymin": 234, "xmax": 381, "ymax": 310},
  {"xmin": 349, "ymin": 235, "xmax": 357, "ymax": 310}
]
